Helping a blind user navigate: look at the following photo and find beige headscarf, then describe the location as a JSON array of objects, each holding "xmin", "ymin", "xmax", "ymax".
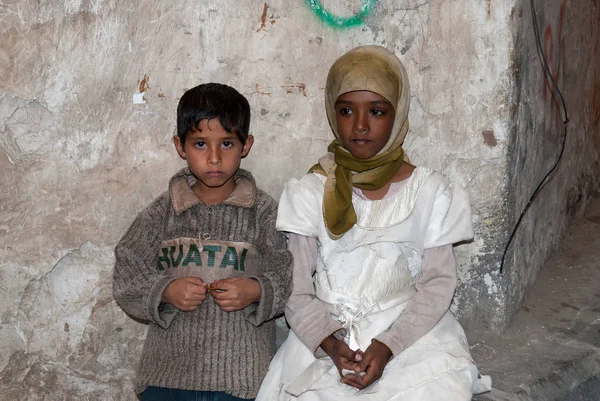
[{"xmin": 311, "ymin": 45, "xmax": 411, "ymax": 239}]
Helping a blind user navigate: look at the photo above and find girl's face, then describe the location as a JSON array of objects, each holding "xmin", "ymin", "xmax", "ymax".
[{"xmin": 334, "ymin": 90, "xmax": 396, "ymax": 159}]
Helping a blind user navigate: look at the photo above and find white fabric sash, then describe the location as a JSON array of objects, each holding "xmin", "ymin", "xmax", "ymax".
[{"xmin": 316, "ymin": 285, "xmax": 416, "ymax": 351}]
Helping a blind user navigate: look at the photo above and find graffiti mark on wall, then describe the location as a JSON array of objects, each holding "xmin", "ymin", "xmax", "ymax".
[
  {"xmin": 133, "ymin": 74, "xmax": 150, "ymax": 104},
  {"xmin": 305, "ymin": 0, "xmax": 377, "ymax": 29},
  {"xmin": 588, "ymin": 8, "xmax": 600, "ymax": 129},
  {"xmin": 542, "ymin": 0, "xmax": 600, "ymax": 137},
  {"xmin": 541, "ymin": 0, "xmax": 566, "ymax": 129},
  {"xmin": 590, "ymin": 75, "xmax": 600, "ymax": 132},
  {"xmin": 282, "ymin": 83, "xmax": 307, "ymax": 96},
  {"xmin": 255, "ymin": 83, "xmax": 308, "ymax": 97},
  {"xmin": 257, "ymin": 3, "xmax": 276, "ymax": 32},
  {"xmin": 255, "ymin": 84, "xmax": 272, "ymax": 96},
  {"xmin": 138, "ymin": 74, "xmax": 150, "ymax": 93}
]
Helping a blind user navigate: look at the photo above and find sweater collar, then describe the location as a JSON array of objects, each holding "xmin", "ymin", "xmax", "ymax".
[{"xmin": 169, "ymin": 168, "xmax": 257, "ymax": 215}]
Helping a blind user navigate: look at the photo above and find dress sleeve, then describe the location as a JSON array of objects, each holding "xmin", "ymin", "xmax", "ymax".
[
  {"xmin": 276, "ymin": 174, "xmax": 323, "ymax": 237},
  {"xmin": 112, "ymin": 199, "xmax": 179, "ymax": 329},
  {"xmin": 374, "ymin": 245, "xmax": 457, "ymax": 356},
  {"xmin": 285, "ymin": 233, "xmax": 344, "ymax": 355},
  {"xmin": 244, "ymin": 195, "xmax": 294, "ymax": 326},
  {"xmin": 423, "ymin": 180, "xmax": 474, "ymax": 248}
]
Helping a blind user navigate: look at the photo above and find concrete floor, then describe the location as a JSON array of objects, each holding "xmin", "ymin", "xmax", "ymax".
[{"xmin": 471, "ymin": 196, "xmax": 600, "ymax": 401}]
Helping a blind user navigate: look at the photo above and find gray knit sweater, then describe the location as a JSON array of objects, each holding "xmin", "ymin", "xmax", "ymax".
[{"xmin": 113, "ymin": 168, "xmax": 293, "ymax": 399}]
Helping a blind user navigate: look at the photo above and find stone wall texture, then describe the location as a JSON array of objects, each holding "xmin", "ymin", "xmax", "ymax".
[
  {"xmin": 494, "ymin": 0, "xmax": 600, "ymax": 330},
  {"xmin": 1, "ymin": 0, "xmax": 598, "ymax": 399},
  {"xmin": 453, "ymin": 0, "xmax": 600, "ymax": 334}
]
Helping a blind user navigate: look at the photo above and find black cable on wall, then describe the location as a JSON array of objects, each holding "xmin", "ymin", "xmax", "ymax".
[{"xmin": 499, "ymin": 0, "xmax": 570, "ymax": 274}]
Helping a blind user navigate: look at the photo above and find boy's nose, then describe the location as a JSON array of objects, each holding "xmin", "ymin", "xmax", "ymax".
[{"xmin": 208, "ymin": 148, "xmax": 221, "ymax": 165}]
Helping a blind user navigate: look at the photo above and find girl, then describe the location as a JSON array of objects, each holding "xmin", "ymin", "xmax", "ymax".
[{"xmin": 257, "ymin": 45, "xmax": 491, "ymax": 400}]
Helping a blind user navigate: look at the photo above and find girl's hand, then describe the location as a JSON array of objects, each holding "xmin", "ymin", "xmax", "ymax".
[
  {"xmin": 320, "ymin": 335, "xmax": 360, "ymax": 376},
  {"xmin": 162, "ymin": 277, "xmax": 208, "ymax": 311},
  {"xmin": 209, "ymin": 277, "xmax": 261, "ymax": 312},
  {"xmin": 341, "ymin": 340, "xmax": 392, "ymax": 390}
]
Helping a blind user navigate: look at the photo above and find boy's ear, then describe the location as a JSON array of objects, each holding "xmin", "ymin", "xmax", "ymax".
[
  {"xmin": 241, "ymin": 135, "xmax": 254, "ymax": 158},
  {"xmin": 173, "ymin": 136, "xmax": 186, "ymax": 159}
]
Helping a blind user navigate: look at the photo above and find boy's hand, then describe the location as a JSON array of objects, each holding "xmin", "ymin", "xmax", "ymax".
[
  {"xmin": 341, "ymin": 340, "xmax": 392, "ymax": 390},
  {"xmin": 320, "ymin": 335, "xmax": 360, "ymax": 376},
  {"xmin": 209, "ymin": 277, "xmax": 261, "ymax": 312},
  {"xmin": 162, "ymin": 277, "xmax": 208, "ymax": 312}
]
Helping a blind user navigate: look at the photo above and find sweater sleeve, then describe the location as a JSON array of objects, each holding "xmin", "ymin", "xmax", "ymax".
[
  {"xmin": 112, "ymin": 198, "xmax": 179, "ymax": 328},
  {"xmin": 244, "ymin": 195, "xmax": 293, "ymax": 326},
  {"xmin": 374, "ymin": 245, "xmax": 457, "ymax": 356},
  {"xmin": 285, "ymin": 233, "xmax": 344, "ymax": 354}
]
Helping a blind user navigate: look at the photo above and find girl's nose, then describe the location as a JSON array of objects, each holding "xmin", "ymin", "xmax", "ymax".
[{"xmin": 353, "ymin": 112, "xmax": 369, "ymax": 135}]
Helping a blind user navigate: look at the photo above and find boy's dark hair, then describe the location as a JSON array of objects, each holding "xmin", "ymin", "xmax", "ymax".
[{"xmin": 177, "ymin": 83, "xmax": 251, "ymax": 145}]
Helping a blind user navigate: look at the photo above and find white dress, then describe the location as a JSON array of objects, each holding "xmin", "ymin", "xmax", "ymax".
[{"xmin": 257, "ymin": 167, "xmax": 491, "ymax": 401}]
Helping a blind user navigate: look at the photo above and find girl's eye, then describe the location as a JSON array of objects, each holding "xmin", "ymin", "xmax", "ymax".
[
  {"xmin": 194, "ymin": 141, "xmax": 206, "ymax": 148},
  {"xmin": 371, "ymin": 109, "xmax": 384, "ymax": 117},
  {"xmin": 222, "ymin": 141, "xmax": 234, "ymax": 148},
  {"xmin": 338, "ymin": 107, "xmax": 353, "ymax": 115}
]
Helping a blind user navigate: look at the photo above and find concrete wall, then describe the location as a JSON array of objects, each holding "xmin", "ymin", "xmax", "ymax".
[
  {"xmin": 493, "ymin": 0, "xmax": 600, "ymax": 330},
  {"xmin": 2, "ymin": 0, "xmax": 597, "ymax": 399}
]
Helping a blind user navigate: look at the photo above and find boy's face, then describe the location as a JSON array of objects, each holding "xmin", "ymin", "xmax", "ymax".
[
  {"xmin": 174, "ymin": 118, "xmax": 253, "ymax": 202},
  {"xmin": 334, "ymin": 90, "xmax": 395, "ymax": 159}
]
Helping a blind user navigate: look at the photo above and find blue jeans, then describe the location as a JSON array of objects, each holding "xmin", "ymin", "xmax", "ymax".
[{"xmin": 140, "ymin": 387, "xmax": 253, "ymax": 401}]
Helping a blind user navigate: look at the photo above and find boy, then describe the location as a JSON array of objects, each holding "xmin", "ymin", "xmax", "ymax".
[{"xmin": 113, "ymin": 83, "xmax": 293, "ymax": 401}]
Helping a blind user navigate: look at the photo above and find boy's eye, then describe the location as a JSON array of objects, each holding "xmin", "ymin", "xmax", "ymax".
[
  {"xmin": 222, "ymin": 141, "xmax": 234, "ymax": 148},
  {"xmin": 194, "ymin": 141, "xmax": 206, "ymax": 148}
]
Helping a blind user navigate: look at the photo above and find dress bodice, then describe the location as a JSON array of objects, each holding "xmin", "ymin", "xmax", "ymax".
[{"xmin": 277, "ymin": 166, "xmax": 474, "ymax": 302}]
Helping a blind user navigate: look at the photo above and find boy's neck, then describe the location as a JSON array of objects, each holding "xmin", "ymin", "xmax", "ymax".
[{"xmin": 192, "ymin": 178, "xmax": 237, "ymax": 205}]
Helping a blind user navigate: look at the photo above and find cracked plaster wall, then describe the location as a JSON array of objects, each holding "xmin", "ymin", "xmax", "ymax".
[
  {"xmin": 4, "ymin": 0, "xmax": 591, "ymax": 398},
  {"xmin": 487, "ymin": 0, "xmax": 600, "ymax": 330}
]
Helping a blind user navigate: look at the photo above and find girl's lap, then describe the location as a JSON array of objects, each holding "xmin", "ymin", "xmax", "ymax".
[{"xmin": 258, "ymin": 314, "xmax": 479, "ymax": 401}]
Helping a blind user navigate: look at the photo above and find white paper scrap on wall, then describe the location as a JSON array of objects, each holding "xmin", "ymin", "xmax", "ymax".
[{"xmin": 133, "ymin": 92, "xmax": 146, "ymax": 104}]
